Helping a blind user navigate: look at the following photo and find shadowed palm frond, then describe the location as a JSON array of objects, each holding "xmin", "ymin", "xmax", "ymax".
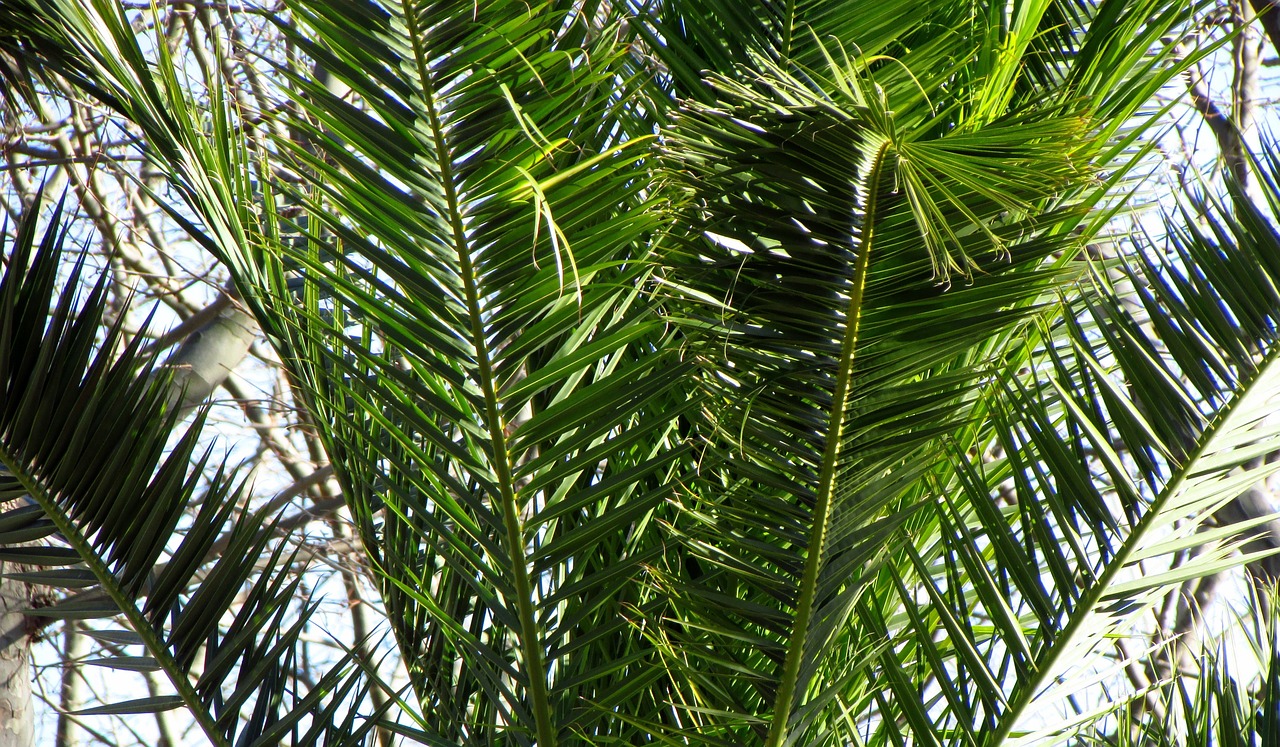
[
  {"xmin": 0, "ymin": 190, "xmax": 379, "ymax": 746},
  {"xmin": 646, "ymin": 5, "xmax": 1212, "ymax": 743}
]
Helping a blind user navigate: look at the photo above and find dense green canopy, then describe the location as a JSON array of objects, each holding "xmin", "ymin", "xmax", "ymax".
[{"xmin": 3, "ymin": 0, "xmax": 1280, "ymax": 744}]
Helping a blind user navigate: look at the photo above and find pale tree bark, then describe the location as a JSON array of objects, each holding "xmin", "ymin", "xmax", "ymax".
[
  {"xmin": 54, "ymin": 622, "xmax": 85, "ymax": 747},
  {"xmin": 0, "ymin": 555, "xmax": 32, "ymax": 747},
  {"xmin": 157, "ymin": 288, "xmax": 260, "ymax": 416}
]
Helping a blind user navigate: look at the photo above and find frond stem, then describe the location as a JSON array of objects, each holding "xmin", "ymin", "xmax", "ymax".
[
  {"xmin": 765, "ymin": 138, "xmax": 892, "ymax": 746},
  {"xmin": 396, "ymin": 5, "xmax": 556, "ymax": 744}
]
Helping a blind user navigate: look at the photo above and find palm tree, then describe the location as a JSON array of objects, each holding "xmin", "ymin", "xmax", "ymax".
[{"xmin": 4, "ymin": 0, "xmax": 1280, "ymax": 744}]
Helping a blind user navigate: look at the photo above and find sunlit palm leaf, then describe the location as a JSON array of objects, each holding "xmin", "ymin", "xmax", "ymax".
[
  {"xmin": 1105, "ymin": 584, "xmax": 1280, "ymax": 745},
  {"xmin": 648, "ymin": 4, "xmax": 1199, "ymax": 743},
  {"xmin": 846, "ymin": 151, "xmax": 1280, "ymax": 747},
  {"xmin": 238, "ymin": 2, "xmax": 696, "ymax": 742},
  {"xmin": 9, "ymin": 1, "xmax": 1273, "ymax": 745}
]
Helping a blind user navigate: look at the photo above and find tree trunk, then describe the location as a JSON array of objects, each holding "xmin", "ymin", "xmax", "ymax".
[{"xmin": 0, "ymin": 567, "xmax": 33, "ymax": 747}]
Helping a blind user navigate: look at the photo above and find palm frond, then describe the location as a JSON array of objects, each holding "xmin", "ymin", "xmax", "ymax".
[
  {"xmin": 1104, "ymin": 583, "xmax": 1280, "ymax": 746},
  {"xmin": 9, "ymin": 1, "xmax": 1271, "ymax": 745},
  {"xmin": 843, "ymin": 145, "xmax": 1280, "ymax": 746},
  {"xmin": 0, "ymin": 190, "xmax": 376, "ymax": 746},
  {"xmin": 648, "ymin": 6, "xmax": 1200, "ymax": 743},
  {"xmin": 5, "ymin": 0, "xmax": 695, "ymax": 741},
  {"xmin": 254, "ymin": 3, "xmax": 691, "ymax": 741}
]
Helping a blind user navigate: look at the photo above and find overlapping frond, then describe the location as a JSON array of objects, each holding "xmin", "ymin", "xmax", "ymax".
[
  {"xmin": 876, "ymin": 148, "xmax": 1280, "ymax": 746},
  {"xmin": 1099, "ymin": 583, "xmax": 1280, "ymax": 745},
  {"xmin": 647, "ymin": 4, "xmax": 1199, "ymax": 743},
  {"xmin": 4, "ymin": 0, "xmax": 695, "ymax": 739},
  {"xmin": 247, "ymin": 2, "xmax": 693, "ymax": 742},
  {"xmin": 0, "ymin": 193, "xmax": 375, "ymax": 746},
  {"xmin": 9, "ymin": 0, "xmax": 1280, "ymax": 745},
  {"xmin": 622, "ymin": 0, "xmax": 1192, "ymax": 124}
]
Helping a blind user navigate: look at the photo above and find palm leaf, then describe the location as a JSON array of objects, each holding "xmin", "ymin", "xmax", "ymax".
[
  {"xmin": 0, "ymin": 190, "xmax": 376, "ymax": 745},
  {"xmin": 1001, "ymin": 150, "xmax": 1280, "ymax": 744},
  {"xmin": 1108, "ymin": 583, "xmax": 1280, "ymax": 745},
  {"xmin": 838, "ymin": 150, "xmax": 1280, "ymax": 745},
  {"xmin": 8, "ymin": 1, "xmax": 1265, "ymax": 745},
  {"xmin": 4, "ymin": 0, "xmax": 693, "ymax": 741},
  {"xmin": 648, "ymin": 5, "xmax": 1201, "ymax": 743},
  {"xmin": 253, "ymin": 3, "xmax": 692, "ymax": 741}
]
